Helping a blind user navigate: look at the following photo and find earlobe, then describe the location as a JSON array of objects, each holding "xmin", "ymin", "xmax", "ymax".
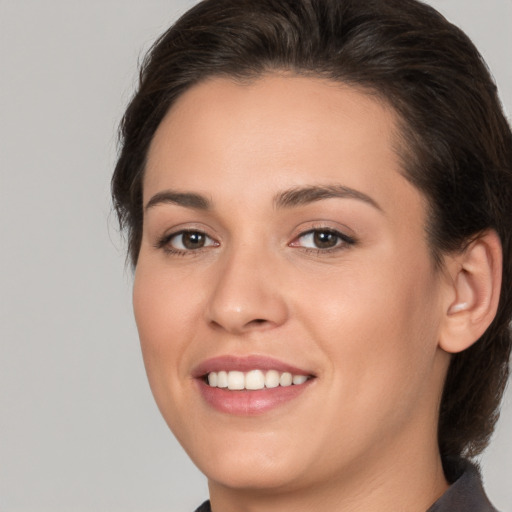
[{"xmin": 439, "ymin": 230, "xmax": 502, "ymax": 354}]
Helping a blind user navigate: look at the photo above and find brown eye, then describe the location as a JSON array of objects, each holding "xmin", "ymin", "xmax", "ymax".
[
  {"xmin": 181, "ymin": 232, "xmax": 206, "ymax": 249},
  {"xmin": 292, "ymin": 229, "xmax": 356, "ymax": 251},
  {"xmin": 313, "ymin": 231, "xmax": 339, "ymax": 249},
  {"xmin": 166, "ymin": 231, "xmax": 217, "ymax": 251}
]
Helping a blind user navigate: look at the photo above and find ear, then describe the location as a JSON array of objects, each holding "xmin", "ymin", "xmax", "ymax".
[{"xmin": 439, "ymin": 230, "xmax": 502, "ymax": 354}]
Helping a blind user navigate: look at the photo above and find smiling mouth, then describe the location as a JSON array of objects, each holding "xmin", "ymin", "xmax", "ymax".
[
  {"xmin": 204, "ymin": 369, "xmax": 313, "ymax": 390},
  {"xmin": 195, "ymin": 357, "xmax": 316, "ymax": 414}
]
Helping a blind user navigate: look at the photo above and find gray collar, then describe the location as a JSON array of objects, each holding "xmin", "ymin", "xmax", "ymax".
[{"xmin": 427, "ymin": 458, "xmax": 497, "ymax": 512}]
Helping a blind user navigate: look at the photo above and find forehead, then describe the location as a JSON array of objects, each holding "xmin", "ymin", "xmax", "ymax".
[
  {"xmin": 144, "ymin": 73, "xmax": 423, "ymax": 222},
  {"xmin": 147, "ymin": 74, "xmax": 399, "ymax": 162}
]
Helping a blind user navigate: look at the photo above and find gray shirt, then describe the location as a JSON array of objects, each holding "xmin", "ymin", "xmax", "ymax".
[{"xmin": 427, "ymin": 458, "xmax": 497, "ymax": 512}]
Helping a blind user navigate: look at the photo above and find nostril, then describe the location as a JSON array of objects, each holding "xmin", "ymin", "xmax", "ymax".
[{"xmin": 245, "ymin": 318, "xmax": 269, "ymax": 328}]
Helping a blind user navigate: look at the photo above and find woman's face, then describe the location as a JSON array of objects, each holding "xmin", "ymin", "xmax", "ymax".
[{"xmin": 134, "ymin": 75, "xmax": 451, "ymax": 493}]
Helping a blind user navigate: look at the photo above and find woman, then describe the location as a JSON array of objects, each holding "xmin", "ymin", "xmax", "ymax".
[{"xmin": 112, "ymin": 0, "xmax": 512, "ymax": 510}]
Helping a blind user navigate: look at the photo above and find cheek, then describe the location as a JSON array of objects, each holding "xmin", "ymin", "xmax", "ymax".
[
  {"xmin": 132, "ymin": 263, "xmax": 194, "ymax": 388},
  {"xmin": 133, "ymin": 258, "xmax": 202, "ymax": 337},
  {"xmin": 132, "ymin": 262, "xmax": 211, "ymax": 447},
  {"xmin": 294, "ymin": 251, "xmax": 443, "ymax": 408}
]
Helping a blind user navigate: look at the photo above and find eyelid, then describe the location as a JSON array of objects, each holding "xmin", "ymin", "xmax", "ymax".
[
  {"xmin": 155, "ymin": 226, "xmax": 220, "ymax": 255},
  {"xmin": 172, "ymin": 230, "xmax": 217, "ymax": 249},
  {"xmin": 289, "ymin": 225, "xmax": 357, "ymax": 251},
  {"xmin": 152, "ymin": 220, "xmax": 219, "ymax": 244}
]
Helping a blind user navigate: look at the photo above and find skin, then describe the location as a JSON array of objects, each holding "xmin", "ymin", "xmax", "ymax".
[{"xmin": 134, "ymin": 74, "xmax": 456, "ymax": 512}]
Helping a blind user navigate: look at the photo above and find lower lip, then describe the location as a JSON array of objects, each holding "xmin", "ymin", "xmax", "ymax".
[{"xmin": 197, "ymin": 379, "xmax": 313, "ymax": 416}]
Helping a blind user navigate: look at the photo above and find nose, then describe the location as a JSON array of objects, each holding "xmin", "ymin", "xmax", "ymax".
[{"xmin": 205, "ymin": 246, "xmax": 289, "ymax": 335}]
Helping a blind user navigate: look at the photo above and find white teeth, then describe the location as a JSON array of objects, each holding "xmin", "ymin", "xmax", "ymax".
[
  {"xmin": 227, "ymin": 371, "xmax": 245, "ymax": 390},
  {"xmin": 264, "ymin": 370, "xmax": 280, "ymax": 388},
  {"xmin": 207, "ymin": 372, "xmax": 218, "ymax": 387},
  {"xmin": 292, "ymin": 375, "xmax": 308, "ymax": 385},
  {"xmin": 280, "ymin": 372, "xmax": 293, "ymax": 387},
  {"xmin": 217, "ymin": 371, "xmax": 228, "ymax": 388},
  {"xmin": 206, "ymin": 369, "xmax": 309, "ymax": 390},
  {"xmin": 245, "ymin": 370, "xmax": 265, "ymax": 390}
]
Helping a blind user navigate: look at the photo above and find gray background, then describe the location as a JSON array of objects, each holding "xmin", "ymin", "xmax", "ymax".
[{"xmin": 1, "ymin": 1, "xmax": 510, "ymax": 510}]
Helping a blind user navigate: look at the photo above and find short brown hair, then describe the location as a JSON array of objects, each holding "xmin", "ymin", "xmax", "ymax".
[{"xmin": 112, "ymin": 0, "xmax": 512, "ymax": 459}]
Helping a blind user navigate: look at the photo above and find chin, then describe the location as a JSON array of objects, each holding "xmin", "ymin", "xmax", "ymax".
[
  {"xmin": 181, "ymin": 427, "xmax": 313, "ymax": 491},
  {"xmin": 200, "ymin": 455, "xmax": 308, "ymax": 492}
]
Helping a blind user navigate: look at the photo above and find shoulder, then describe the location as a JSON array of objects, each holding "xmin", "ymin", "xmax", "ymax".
[
  {"xmin": 427, "ymin": 458, "xmax": 499, "ymax": 512},
  {"xmin": 193, "ymin": 500, "xmax": 211, "ymax": 512}
]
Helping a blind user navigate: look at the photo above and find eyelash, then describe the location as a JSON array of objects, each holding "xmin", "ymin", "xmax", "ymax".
[
  {"xmin": 155, "ymin": 229, "xmax": 218, "ymax": 256},
  {"xmin": 291, "ymin": 228, "xmax": 356, "ymax": 254},
  {"xmin": 155, "ymin": 227, "xmax": 356, "ymax": 256}
]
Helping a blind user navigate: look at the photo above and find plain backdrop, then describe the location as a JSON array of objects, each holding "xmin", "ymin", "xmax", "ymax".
[{"xmin": 1, "ymin": 1, "xmax": 511, "ymax": 510}]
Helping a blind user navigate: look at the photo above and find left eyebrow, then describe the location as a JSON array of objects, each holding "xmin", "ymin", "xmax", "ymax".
[
  {"xmin": 273, "ymin": 184, "xmax": 382, "ymax": 211},
  {"xmin": 144, "ymin": 190, "xmax": 211, "ymax": 211}
]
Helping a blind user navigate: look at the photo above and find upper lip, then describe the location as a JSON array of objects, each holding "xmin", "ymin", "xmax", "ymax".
[{"xmin": 192, "ymin": 355, "xmax": 315, "ymax": 378}]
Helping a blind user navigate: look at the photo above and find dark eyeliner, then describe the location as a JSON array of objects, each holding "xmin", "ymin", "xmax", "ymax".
[
  {"xmin": 154, "ymin": 229, "xmax": 218, "ymax": 256},
  {"xmin": 293, "ymin": 227, "xmax": 357, "ymax": 254}
]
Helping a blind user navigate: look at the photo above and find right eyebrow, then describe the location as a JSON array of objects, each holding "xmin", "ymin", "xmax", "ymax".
[
  {"xmin": 273, "ymin": 184, "xmax": 382, "ymax": 211},
  {"xmin": 144, "ymin": 190, "xmax": 211, "ymax": 211}
]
